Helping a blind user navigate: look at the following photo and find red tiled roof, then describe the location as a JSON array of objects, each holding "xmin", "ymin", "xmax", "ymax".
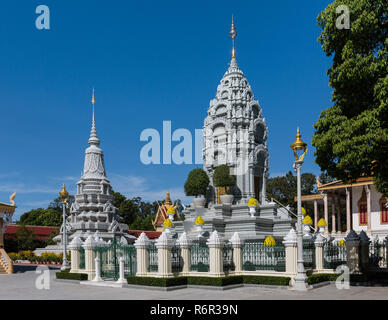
[
  {"xmin": 5, "ymin": 225, "xmax": 58, "ymax": 240},
  {"xmin": 127, "ymin": 230, "xmax": 161, "ymax": 239}
]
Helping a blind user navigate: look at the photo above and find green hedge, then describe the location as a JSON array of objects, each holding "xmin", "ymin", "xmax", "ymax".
[
  {"xmin": 126, "ymin": 275, "xmax": 291, "ymax": 287},
  {"xmin": 127, "ymin": 276, "xmax": 187, "ymax": 287},
  {"xmin": 243, "ymin": 275, "xmax": 291, "ymax": 286},
  {"xmin": 56, "ymin": 269, "xmax": 88, "ymax": 281},
  {"xmin": 187, "ymin": 276, "xmax": 243, "ymax": 287},
  {"xmin": 307, "ymin": 273, "xmax": 340, "ymax": 285}
]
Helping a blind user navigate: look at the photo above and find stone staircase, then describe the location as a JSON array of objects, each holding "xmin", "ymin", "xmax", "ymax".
[{"xmin": 0, "ymin": 249, "xmax": 13, "ymax": 274}]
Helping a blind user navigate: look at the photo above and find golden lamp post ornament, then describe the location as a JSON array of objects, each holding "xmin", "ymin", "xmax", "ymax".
[
  {"xmin": 59, "ymin": 184, "xmax": 70, "ymax": 270},
  {"xmin": 290, "ymin": 128, "xmax": 308, "ymax": 162},
  {"xmin": 59, "ymin": 184, "xmax": 69, "ymax": 203}
]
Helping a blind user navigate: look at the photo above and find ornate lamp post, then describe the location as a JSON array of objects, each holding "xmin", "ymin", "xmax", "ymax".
[
  {"xmin": 59, "ymin": 184, "xmax": 70, "ymax": 271},
  {"xmin": 290, "ymin": 128, "xmax": 309, "ymax": 290}
]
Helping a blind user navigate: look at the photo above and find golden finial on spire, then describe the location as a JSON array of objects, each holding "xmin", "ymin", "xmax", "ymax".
[
  {"xmin": 229, "ymin": 15, "xmax": 237, "ymax": 59},
  {"xmin": 165, "ymin": 191, "xmax": 172, "ymax": 206},
  {"xmin": 91, "ymin": 88, "xmax": 95, "ymax": 124}
]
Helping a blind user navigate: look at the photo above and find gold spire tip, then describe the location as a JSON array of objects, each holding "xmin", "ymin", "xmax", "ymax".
[{"xmin": 229, "ymin": 15, "xmax": 237, "ymax": 59}]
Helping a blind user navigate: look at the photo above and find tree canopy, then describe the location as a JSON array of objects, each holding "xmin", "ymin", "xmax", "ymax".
[
  {"xmin": 266, "ymin": 171, "xmax": 318, "ymax": 209},
  {"xmin": 213, "ymin": 165, "xmax": 236, "ymax": 188},
  {"xmin": 313, "ymin": 0, "xmax": 388, "ymax": 195}
]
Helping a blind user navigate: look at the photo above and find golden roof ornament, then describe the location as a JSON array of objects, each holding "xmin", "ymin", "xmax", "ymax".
[
  {"xmin": 9, "ymin": 191, "xmax": 16, "ymax": 206},
  {"xmin": 165, "ymin": 191, "xmax": 172, "ymax": 206},
  {"xmin": 290, "ymin": 127, "xmax": 308, "ymax": 162},
  {"xmin": 229, "ymin": 15, "xmax": 237, "ymax": 59}
]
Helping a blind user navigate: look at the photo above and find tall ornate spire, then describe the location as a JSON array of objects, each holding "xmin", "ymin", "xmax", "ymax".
[
  {"xmin": 88, "ymin": 88, "xmax": 100, "ymax": 146},
  {"xmin": 229, "ymin": 15, "xmax": 237, "ymax": 59}
]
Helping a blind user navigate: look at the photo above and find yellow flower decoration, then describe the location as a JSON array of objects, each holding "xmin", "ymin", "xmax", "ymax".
[
  {"xmin": 317, "ymin": 218, "xmax": 327, "ymax": 227},
  {"xmin": 194, "ymin": 216, "xmax": 205, "ymax": 225},
  {"xmin": 302, "ymin": 215, "xmax": 313, "ymax": 225},
  {"xmin": 301, "ymin": 207, "xmax": 306, "ymax": 214},
  {"xmin": 338, "ymin": 239, "xmax": 345, "ymax": 247},
  {"xmin": 264, "ymin": 235, "xmax": 276, "ymax": 247},
  {"xmin": 248, "ymin": 198, "xmax": 258, "ymax": 207},
  {"xmin": 166, "ymin": 206, "xmax": 175, "ymax": 214},
  {"xmin": 163, "ymin": 218, "xmax": 173, "ymax": 228}
]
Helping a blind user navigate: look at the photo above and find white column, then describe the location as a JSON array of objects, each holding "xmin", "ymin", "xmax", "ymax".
[
  {"xmin": 82, "ymin": 235, "xmax": 97, "ymax": 281},
  {"xmin": 337, "ymin": 197, "xmax": 342, "ymax": 233},
  {"xmin": 314, "ymin": 200, "xmax": 318, "ymax": 231},
  {"xmin": 366, "ymin": 186, "xmax": 372, "ymax": 233},
  {"xmin": 283, "ymin": 228, "xmax": 297, "ymax": 276},
  {"xmin": 230, "ymin": 232, "xmax": 243, "ymax": 274},
  {"xmin": 331, "ymin": 196, "xmax": 336, "ymax": 234},
  {"xmin": 324, "ymin": 193, "xmax": 329, "ymax": 235},
  {"xmin": 261, "ymin": 168, "xmax": 267, "ymax": 204},
  {"xmin": 134, "ymin": 232, "xmax": 150, "ymax": 276},
  {"xmin": 346, "ymin": 188, "xmax": 351, "ymax": 233},
  {"xmin": 68, "ymin": 236, "xmax": 83, "ymax": 274},
  {"xmin": 178, "ymin": 232, "xmax": 192, "ymax": 275},
  {"xmin": 156, "ymin": 232, "xmax": 174, "ymax": 278},
  {"xmin": 207, "ymin": 230, "xmax": 224, "ymax": 277},
  {"xmin": 314, "ymin": 233, "xmax": 325, "ymax": 272}
]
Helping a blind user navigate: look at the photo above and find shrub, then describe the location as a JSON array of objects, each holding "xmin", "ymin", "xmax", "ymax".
[
  {"xmin": 243, "ymin": 275, "xmax": 291, "ymax": 286},
  {"xmin": 187, "ymin": 276, "xmax": 243, "ymax": 287},
  {"xmin": 127, "ymin": 276, "xmax": 187, "ymax": 287},
  {"xmin": 307, "ymin": 273, "xmax": 340, "ymax": 285},
  {"xmin": 56, "ymin": 269, "xmax": 88, "ymax": 281},
  {"xmin": 8, "ymin": 253, "xmax": 20, "ymax": 261},
  {"xmin": 184, "ymin": 169, "xmax": 210, "ymax": 197},
  {"xmin": 213, "ymin": 165, "xmax": 236, "ymax": 193}
]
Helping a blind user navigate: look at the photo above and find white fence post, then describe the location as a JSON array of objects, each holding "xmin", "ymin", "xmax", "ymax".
[
  {"xmin": 92, "ymin": 256, "xmax": 103, "ymax": 282},
  {"xmin": 283, "ymin": 228, "xmax": 297, "ymax": 276},
  {"xmin": 230, "ymin": 232, "xmax": 243, "ymax": 274},
  {"xmin": 345, "ymin": 230, "xmax": 361, "ymax": 274},
  {"xmin": 134, "ymin": 232, "xmax": 150, "ymax": 276},
  {"xmin": 83, "ymin": 235, "xmax": 97, "ymax": 281},
  {"xmin": 178, "ymin": 232, "xmax": 192, "ymax": 275},
  {"xmin": 207, "ymin": 230, "xmax": 224, "ymax": 277},
  {"xmin": 314, "ymin": 233, "xmax": 325, "ymax": 272},
  {"xmin": 116, "ymin": 257, "xmax": 126, "ymax": 284},
  {"xmin": 68, "ymin": 236, "xmax": 83, "ymax": 274},
  {"xmin": 156, "ymin": 232, "xmax": 174, "ymax": 278}
]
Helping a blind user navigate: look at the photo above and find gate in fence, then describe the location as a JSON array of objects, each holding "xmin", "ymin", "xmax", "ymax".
[
  {"xmin": 303, "ymin": 240, "xmax": 316, "ymax": 269},
  {"xmin": 95, "ymin": 237, "xmax": 137, "ymax": 280},
  {"xmin": 242, "ymin": 240, "xmax": 286, "ymax": 272},
  {"xmin": 223, "ymin": 242, "xmax": 234, "ymax": 272},
  {"xmin": 171, "ymin": 245, "xmax": 183, "ymax": 273},
  {"xmin": 191, "ymin": 240, "xmax": 209, "ymax": 272},
  {"xmin": 79, "ymin": 246, "xmax": 85, "ymax": 269},
  {"xmin": 323, "ymin": 241, "xmax": 347, "ymax": 269},
  {"xmin": 369, "ymin": 241, "xmax": 387, "ymax": 269},
  {"xmin": 148, "ymin": 242, "xmax": 158, "ymax": 272}
]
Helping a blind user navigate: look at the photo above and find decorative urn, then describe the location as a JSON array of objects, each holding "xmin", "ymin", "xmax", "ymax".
[
  {"xmin": 247, "ymin": 198, "xmax": 258, "ymax": 217},
  {"xmin": 194, "ymin": 216, "xmax": 205, "ymax": 232}
]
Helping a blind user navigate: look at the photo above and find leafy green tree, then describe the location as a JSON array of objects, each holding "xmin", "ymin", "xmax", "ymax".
[
  {"xmin": 48, "ymin": 195, "xmax": 75, "ymax": 213},
  {"xmin": 19, "ymin": 208, "xmax": 62, "ymax": 227},
  {"xmin": 15, "ymin": 224, "xmax": 35, "ymax": 251},
  {"xmin": 266, "ymin": 171, "xmax": 318, "ymax": 209},
  {"xmin": 184, "ymin": 168, "xmax": 210, "ymax": 197},
  {"xmin": 313, "ymin": 0, "xmax": 388, "ymax": 195}
]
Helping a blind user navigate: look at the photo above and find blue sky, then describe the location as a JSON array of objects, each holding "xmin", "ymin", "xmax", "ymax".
[{"xmin": 0, "ymin": 0, "xmax": 333, "ymax": 219}]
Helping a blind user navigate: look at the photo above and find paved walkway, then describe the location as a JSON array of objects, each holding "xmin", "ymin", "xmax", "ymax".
[{"xmin": 0, "ymin": 266, "xmax": 387, "ymax": 300}]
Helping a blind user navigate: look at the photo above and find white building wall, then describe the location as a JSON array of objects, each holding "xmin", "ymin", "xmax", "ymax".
[{"xmin": 352, "ymin": 185, "xmax": 388, "ymax": 235}]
